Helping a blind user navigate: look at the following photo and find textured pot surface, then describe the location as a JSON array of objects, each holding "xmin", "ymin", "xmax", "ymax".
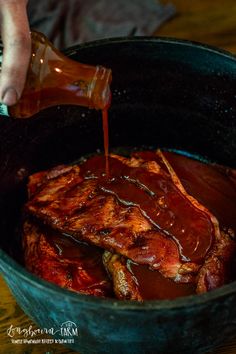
[{"xmin": 0, "ymin": 37, "xmax": 236, "ymax": 354}]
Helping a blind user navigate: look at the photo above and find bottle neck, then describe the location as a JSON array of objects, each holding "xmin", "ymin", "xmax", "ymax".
[{"xmin": 27, "ymin": 31, "xmax": 112, "ymax": 111}]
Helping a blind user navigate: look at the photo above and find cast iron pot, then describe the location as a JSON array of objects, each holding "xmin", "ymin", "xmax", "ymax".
[{"xmin": 0, "ymin": 37, "xmax": 236, "ymax": 354}]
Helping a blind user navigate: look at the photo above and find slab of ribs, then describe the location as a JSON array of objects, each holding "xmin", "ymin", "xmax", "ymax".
[{"xmin": 23, "ymin": 150, "xmax": 236, "ymax": 300}]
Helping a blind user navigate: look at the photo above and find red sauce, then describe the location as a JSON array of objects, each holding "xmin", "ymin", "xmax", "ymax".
[
  {"xmin": 163, "ymin": 151, "xmax": 236, "ymax": 232},
  {"xmin": 80, "ymin": 155, "xmax": 214, "ymax": 263},
  {"xmin": 136, "ymin": 151, "xmax": 236, "ymax": 232},
  {"xmin": 50, "ymin": 232, "xmax": 102, "ymax": 264},
  {"xmin": 129, "ymin": 261, "xmax": 195, "ymax": 300}
]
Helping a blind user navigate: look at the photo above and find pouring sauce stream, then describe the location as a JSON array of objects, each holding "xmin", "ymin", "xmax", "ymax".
[{"xmin": 102, "ymin": 108, "xmax": 109, "ymax": 176}]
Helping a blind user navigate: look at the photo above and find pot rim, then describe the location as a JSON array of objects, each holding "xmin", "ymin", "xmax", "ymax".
[
  {"xmin": 1, "ymin": 36, "xmax": 236, "ymax": 311},
  {"xmin": 64, "ymin": 35, "xmax": 236, "ymax": 63}
]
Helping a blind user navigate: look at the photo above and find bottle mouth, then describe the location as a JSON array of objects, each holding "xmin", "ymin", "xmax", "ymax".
[{"xmin": 91, "ymin": 66, "xmax": 112, "ymax": 110}]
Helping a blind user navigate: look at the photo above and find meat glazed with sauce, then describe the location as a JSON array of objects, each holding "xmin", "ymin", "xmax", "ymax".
[{"xmin": 23, "ymin": 150, "xmax": 236, "ymax": 300}]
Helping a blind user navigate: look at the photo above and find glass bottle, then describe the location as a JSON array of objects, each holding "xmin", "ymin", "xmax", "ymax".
[{"xmin": 0, "ymin": 31, "xmax": 112, "ymax": 118}]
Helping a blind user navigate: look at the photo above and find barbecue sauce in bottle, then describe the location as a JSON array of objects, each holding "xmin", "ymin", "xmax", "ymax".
[{"xmin": 0, "ymin": 31, "xmax": 112, "ymax": 118}]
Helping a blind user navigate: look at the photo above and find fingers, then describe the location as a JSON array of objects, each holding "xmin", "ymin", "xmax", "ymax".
[{"xmin": 0, "ymin": 0, "xmax": 31, "ymax": 106}]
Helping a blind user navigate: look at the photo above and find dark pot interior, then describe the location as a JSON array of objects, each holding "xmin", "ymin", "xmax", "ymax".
[{"xmin": 0, "ymin": 37, "xmax": 236, "ymax": 354}]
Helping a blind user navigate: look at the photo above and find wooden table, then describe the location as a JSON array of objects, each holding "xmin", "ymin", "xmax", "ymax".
[
  {"xmin": 1, "ymin": 1, "xmax": 236, "ymax": 353},
  {"xmin": 158, "ymin": 0, "xmax": 236, "ymax": 53}
]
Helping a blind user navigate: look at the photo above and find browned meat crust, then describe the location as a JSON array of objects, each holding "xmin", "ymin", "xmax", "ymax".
[
  {"xmin": 23, "ymin": 220, "xmax": 112, "ymax": 297},
  {"xmin": 196, "ymin": 231, "xmax": 236, "ymax": 293}
]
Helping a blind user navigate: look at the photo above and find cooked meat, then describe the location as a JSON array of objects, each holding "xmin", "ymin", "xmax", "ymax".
[
  {"xmin": 23, "ymin": 219, "xmax": 112, "ymax": 297},
  {"xmin": 27, "ymin": 164, "xmax": 82, "ymax": 199},
  {"xmin": 24, "ymin": 150, "xmax": 236, "ymax": 299},
  {"xmin": 196, "ymin": 230, "xmax": 235, "ymax": 293},
  {"xmin": 103, "ymin": 251, "xmax": 142, "ymax": 301},
  {"xmin": 26, "ymin": 153, "xmax": 219, "ymax": 281}
]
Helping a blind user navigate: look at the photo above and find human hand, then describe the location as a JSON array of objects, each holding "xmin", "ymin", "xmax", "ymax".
[{"xmin": 0, "ymin": 0, "xmax": 31, "ymax": 106}]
